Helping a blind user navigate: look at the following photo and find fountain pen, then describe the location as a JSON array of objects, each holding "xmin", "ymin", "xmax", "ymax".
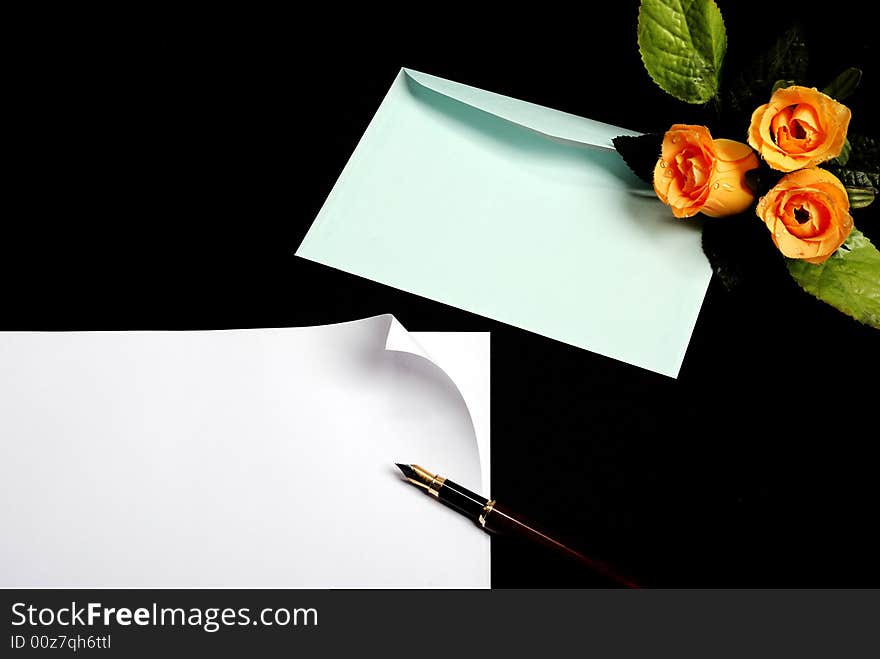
[{"xmin": 395, "ymin": 463, "xmax": 639, "ymax": 588}]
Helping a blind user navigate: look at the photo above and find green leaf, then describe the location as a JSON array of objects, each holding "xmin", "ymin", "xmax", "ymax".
[
  {"xmin": 829, "ymin": 138, "xmax": 852, "ymax": 167},
  {"xmin": 787, "ymin": 229, "xmax": 880, "ymax": 328},
  {"xmin": 637, "ymin": 0, "xmax": 727, "ymax": 104},
  {"xmin": 701, "ymin": 214, "xmax": 789, "ymax": 291},
  {"xmin": 846, "ymin": 187, "xmax": 876, "ymax": 209},
  {"xmin": 727, "ymin": 25, "xmax": 808, "ymax": 116},
  {"xmin": 771, "ymin": 79, "xmax": 797, "ymax": 93},
  {"xmin": 847, "ymin": 133, "xmax": 880, "ymax": 172},
  {"xmin": 612, "ymin": 133, "xmax": 664, "ymax": 184},
  {"xmin": 830, "ymin": 166, "xmax": 880, "ymax": 193},
  {"xmin": 822, "ymin": 67, "xmax": 862, "ymax": 101}
]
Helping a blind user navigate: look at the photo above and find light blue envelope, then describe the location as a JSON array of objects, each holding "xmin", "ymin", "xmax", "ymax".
[{"xmin": 297, "ymin": 69, "xmax": 712, "ymax": 377}]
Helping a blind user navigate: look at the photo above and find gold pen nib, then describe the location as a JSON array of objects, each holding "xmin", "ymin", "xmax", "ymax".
[
  {"xmin": 395, "ymin": 463, "xmax": 445, "ymax": 497},
  {"xmin": 405, "ymin": 477, "xmax": 431, "ymax": 492}
]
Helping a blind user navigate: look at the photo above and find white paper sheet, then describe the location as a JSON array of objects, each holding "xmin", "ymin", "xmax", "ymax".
[{"xmin": 0, "ymin": 316, "xmax": 490, "ymax": 588}]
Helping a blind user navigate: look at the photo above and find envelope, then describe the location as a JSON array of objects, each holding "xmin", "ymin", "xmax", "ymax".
[{"xmin": 297, "ymin": 69, "xmax": 712, "ymax": 377}]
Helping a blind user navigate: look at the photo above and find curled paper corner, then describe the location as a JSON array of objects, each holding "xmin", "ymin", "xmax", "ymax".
[
  {"xmin": 379, "ymin": 314, "xmax": 488, "ymax": 493},
  {"xmin": 383, "ymin": 314, "xmax": 430, "ymax": 359}
]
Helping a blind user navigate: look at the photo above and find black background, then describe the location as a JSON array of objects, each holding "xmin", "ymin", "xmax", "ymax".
[{"xmin": 6, "ymin": 2, "xmax": 879, "ymax": 587}]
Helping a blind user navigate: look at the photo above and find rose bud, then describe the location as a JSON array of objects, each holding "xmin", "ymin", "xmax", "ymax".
[
  {"xmin": 653, "ymin": 124, "xmax": 759, "ymax": 218},
  {"xmin": 748, "ymin": 85, "xmax": 851, "ymax": 172},
  {"xmin": 756, "ymin": 167, "xmax": 853, "ymax": 264}
]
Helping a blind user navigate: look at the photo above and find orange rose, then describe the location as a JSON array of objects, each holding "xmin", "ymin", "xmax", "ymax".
[
  {"xmin": 756, "ymin": 168, "xmax": 853, "ymax": 264},
  {"xmin": 653, "ymin": 124, "xmax": 758, "ymax": 218},
  {"xmin": 748, "ymin": 85, "xmax": 851, "ymax": 172}
]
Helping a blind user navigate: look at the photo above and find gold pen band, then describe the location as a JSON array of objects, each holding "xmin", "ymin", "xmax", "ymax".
[
  {"xmin": 478, "ymin": 499, "xmax": 496, "ymax": 528},
  {"xmin": 427, "ymin": 474, "xmax": 446, "ymax": 497}
]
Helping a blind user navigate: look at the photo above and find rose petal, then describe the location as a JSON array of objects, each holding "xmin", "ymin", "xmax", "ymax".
[
  {"xmin": 791, "ymin": 103, "xmax": 820, "ymax": 131},
  {"xmin": 748, "ymin": 104, "xmax": 770, "ymax": 153},
  {"xmin": 713, "ymin": 138, "xmax": 756, "ymax": 164},
  {"xmin": 653, "ymin": 158, "xmax": 671, "ymax": 203}
]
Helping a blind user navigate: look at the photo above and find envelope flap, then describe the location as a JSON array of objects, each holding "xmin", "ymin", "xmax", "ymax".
[{"xmin": 403, "ymin": 68, "xmax": 640, "ymax": 150}]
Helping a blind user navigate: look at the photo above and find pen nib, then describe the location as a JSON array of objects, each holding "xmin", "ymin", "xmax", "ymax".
[{"xmin": 395, "ymin": 463, "xmax": 417, "ymax": 480}]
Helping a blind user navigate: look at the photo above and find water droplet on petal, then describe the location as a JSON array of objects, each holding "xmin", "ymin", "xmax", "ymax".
[
  {"xmin": 660, "ymin": 160, "xmax": 667, "ymax": 168},
  {"xmin": 713, "ymin": 182, "xmax": 720, "ymax": 189},
  {"xmin": 665, "ymin": 169, "xmax": 674, "ymax": 177},
  {"xmin": 671, "ymin": 136, "xmax": 680, "ymax": 144},
  {"xmin": 721, "ymin": 183, "xmax": 734, "ymax": 190}
]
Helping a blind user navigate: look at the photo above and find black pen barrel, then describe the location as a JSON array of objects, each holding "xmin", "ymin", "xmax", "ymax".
[{"xmin": 437, "ymin": 479, "xmax": 488, "ymax": 520}]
